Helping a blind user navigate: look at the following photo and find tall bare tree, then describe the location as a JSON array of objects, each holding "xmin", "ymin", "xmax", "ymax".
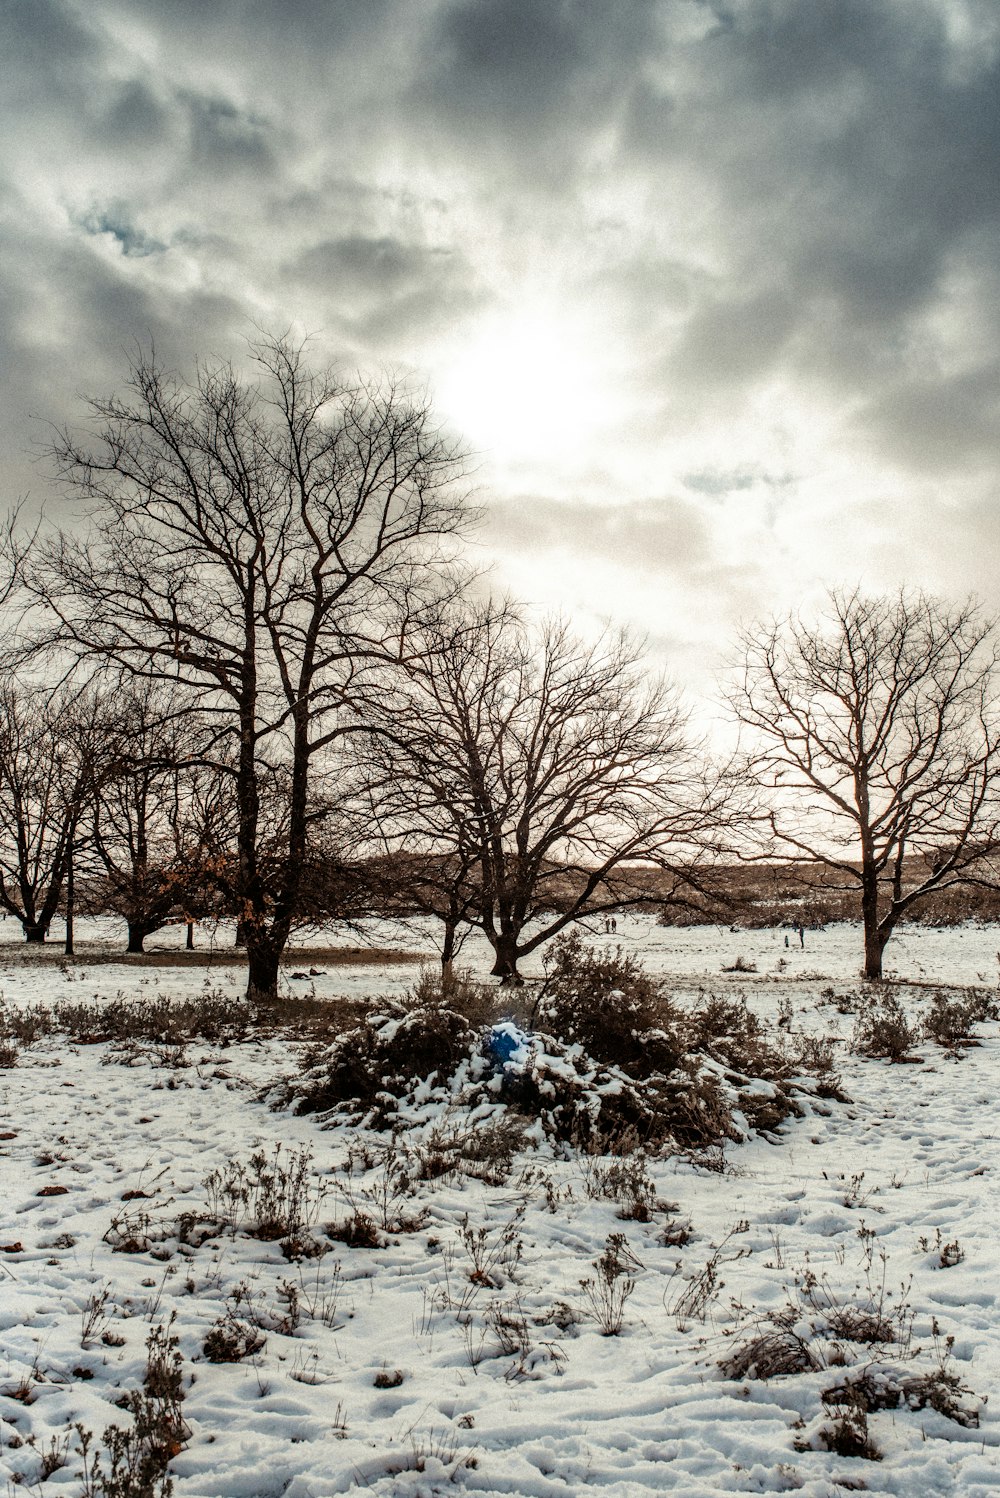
[
  {"xmin": 29, "ymin": 334, "xmax": 470, "ymax": 998},
  {"xmin": 361, "ymin": 601, "xmax": 725, "ymax": 982},
  {"xmin": 730, "ymin": 588, "xmax": 1000, "ymax": 978}
]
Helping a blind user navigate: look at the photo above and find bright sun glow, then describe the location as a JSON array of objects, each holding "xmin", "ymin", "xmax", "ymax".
[{"xmin": 436, "ymin": 305, "xmax": 615, "ymax": 470}]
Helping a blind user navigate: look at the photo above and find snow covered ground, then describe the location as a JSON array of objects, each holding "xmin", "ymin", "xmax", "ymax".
[{"xmin": 2, "ymin": 916, "xmax": 999, "ymax": 1497}]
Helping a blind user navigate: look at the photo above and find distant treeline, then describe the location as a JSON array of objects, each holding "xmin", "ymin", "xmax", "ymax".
[{"xmin": 653, "ymin": 863, "xmax": 1000, "ymax": 929}]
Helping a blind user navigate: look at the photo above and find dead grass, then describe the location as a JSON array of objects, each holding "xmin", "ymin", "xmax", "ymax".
[
  {"xmin": 0, "ymin": 942, "xmax": 424, "ymax": 970},
  {"xmin": 0, "ymin": 988, "xmax": 364, "ymax": 1050}
]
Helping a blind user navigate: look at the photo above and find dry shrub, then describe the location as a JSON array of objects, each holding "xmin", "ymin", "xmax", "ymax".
[
  {"xmin": 202, "ymin": 1145, "xmax": 325, "ymax": 1241},
  {"xmin": 579, "ymin": 1233, "xmax": 642, "ymax": 1335},
  {"xmin": 961, "ymin": 988, "xmax": 1000, "ymax": 1023},
  {"xmin": 722, "ymin": 1239, "xmax": 915, "ymax": 1389},
  {"xmin": 815, "ymin": 1323, "xmax": 984, "ymax": 1448},
  {"xmin": 813, "ymin": 1384, "xmax": 882, "ymax": 1461},
  {"xmin": 327, "ymin": 1211, "xmax": 382, "ymax": 1249},
  {"xmin": 582, "ymin": 1147, "xmax": 663, "ymax": 1220},
  {"xmin": 103, "ymin": 1207, "xmax": 155, "ymax": 1255},
  {"xmin": 721, "ymin": 1329, "xmax": 820, "ymax": 1380},
  {"xmin": 413, "ymin": 1115, "xmax": 527, "ymax": 1185},
  {"xmin": 795, "ymin": 1034, "xmax": 842, "ymax": 1083},
  {"xmin": 203, "ymin": 1312, "xmax": 266, "ymax": 1363},
  {"xmin": 923, "ymin": 987, "xmax": 999, "ymax": 1049},
  {"xmin": 80, "ymin": 1318, "xmax": 190, "ymax": 1497},
  {"xmin": 409, "ymin": 967, "xmax": 499, "ymax": 1027},
  {"xmin": 822, "ymin": 1358, "xmax": 982, "ymax": 1429},
  {"xmin": 735, "ymin": 1083, "xmax": 803, "ymax": 1136},
  {"xmin": 0, "ymin": 988, "xmax": 348, "ymax": 1057},
  {"xmin": 0, "ymin": 1003, "xmax": 53, "ymax": 1047},
  {"xmin": 721, "ymin": 955, "xmax": 756, "ymax": 973},
  {"xmin": 686, "ymin": 996, "xmax": 789, "ymax": 1080},
  {"xmin": 56, "ymin": 992, "xmax": 257, "ymax": 1046},
  {"xmin": 851, "ymin": 992, "xmax": 920, "ymax": 1061}
]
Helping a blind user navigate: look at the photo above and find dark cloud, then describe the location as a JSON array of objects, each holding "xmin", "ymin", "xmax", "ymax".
[
  {"xmin": 96, "ymin": 79, "xmax": 174, "ymax": 149},
  {"xmin": 612, "ymin": 0, "xmax": 1000, "ymax": 463},
  {"xmin": 667, "ymin": 289, "xmax": 798, "ymax": 390},
  {"xmin": 0, "ymin": 0, "xmax": 998, "ymax": 685},
  {"xmin": 1, "ymin": 0, "xmax": 103, "ymax": 75},
  {"xmin": 179, "ymin": 91, "xmax": 278, "ymax": 174},
  {"xmin": 855, "ymin": 363, "xmax": 1000, "ymax": 475},
  {"xmin": 412, "ymin": 0, "xmax": 662, "ymax": 178},
  {"xmin": 286, "ymin": 232, "xmax": 486, "ymax": 350},
  {"xmin": 292, "ymin": 235, "xmax": 452, "ymax": 297}
]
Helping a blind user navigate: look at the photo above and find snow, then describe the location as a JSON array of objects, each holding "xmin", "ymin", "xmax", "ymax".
[{"xmin": 1, "ymin": 914, "xmax": 999, "ymax": 1497}]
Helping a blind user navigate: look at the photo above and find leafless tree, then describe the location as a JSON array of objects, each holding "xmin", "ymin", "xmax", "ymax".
[
  {"xmin": 88, "ymin": 686, "xmax": 233, "ymax": 951},
  {"xmin": 730, "ymin": 588, "xmax": 1000, "ymax": 979},
  {"xmin": 27, "ymin": 333, "xmax": 471, "ymax": 998},
  {"xmin": 361, "ymin": 601, "xmax": 727, "ymax": 982},
  {"xmin": 0, "ymin": 681, "xmax": 113, "ymax": 942}
]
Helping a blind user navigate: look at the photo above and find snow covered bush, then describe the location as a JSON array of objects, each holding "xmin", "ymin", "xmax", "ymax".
[
  {"xmin": 500, "ymin": 1037, "xmax": 737, "ymax": 1151},
  {"xmin": 685, "ymin": 995, "xmax": 789, "ymax": 1076},
  {"xmin": 290, "ymin": 998, "xmax": 484, "ymax": 1123},
  {"xmin": 278, "ymin": 946, "xmax": 840, "ymax": 1152},
  {"xmin": 534, "ymin": 933, "xmax": 687, "ymax": 1076}
]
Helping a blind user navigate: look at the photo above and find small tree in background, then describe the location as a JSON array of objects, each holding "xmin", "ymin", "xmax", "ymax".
[
  {"xmin": 0, "ymin": 681, "xmax": 113, "ymax": 942},
  {"xmin": 730, "ymin": 588, "xmax": 1000, "ymax": 979},
  {"xmin": 361, "ymin": 600, "xmax": 728, "ymax": 982},
  {"xmin": 88, "ymin": 686, "xmax": 233, "ymax": 951}
]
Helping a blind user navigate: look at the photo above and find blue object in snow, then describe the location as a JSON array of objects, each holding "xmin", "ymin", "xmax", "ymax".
[{"xmin": 486, "ymin": 1022, "xmax": 530, "ymax": 1069}]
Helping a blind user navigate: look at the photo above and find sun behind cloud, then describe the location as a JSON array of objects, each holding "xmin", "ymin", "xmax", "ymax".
[{"xmin": 436, "ymin": 300, "xmax": 622, "ymax": 472}]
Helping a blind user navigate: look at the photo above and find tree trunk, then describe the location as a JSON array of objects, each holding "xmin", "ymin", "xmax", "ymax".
[
  {"xmin": 441, "ymin": 919, "xmax": 458, "ymax": 981},
  {"xmin": 126, "ymin": 922, "xmax": 148, "ymax": 954},
  {"xmin": 860, "ymin": 863, "xmax": 884, "ymax": 979},
  {"xmin": 186, "ymin": 920, "xmax": 195, "ymax": 951},
  {"xmin": 234, "ymin": 919, "xmax": 248, "ymax": 949},
  {"xmin": 862, "ymin": 926, "xmax": 885, "ymax": 980},
  {"xmin": 64, "ymin": 844, "xmax": 74, "ymax": 957},
  {"xmin": 490, "ymin": 932, "xmax": 523, "ymax": 986},
  {"xmin": 246, "ymin": 939, "xmax": 281, "ymax": 1003},
  {"xmin": 24, "ymin": 923, "xmax": 46, "ymax": 944}
]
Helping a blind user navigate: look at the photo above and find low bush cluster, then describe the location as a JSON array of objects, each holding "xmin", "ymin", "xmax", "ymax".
[
  {"xmin": 923, "ymin": 987, "xmax": 999, "ymax": 1048},
  {"xmin": 850, "ymin": 984, "xmax": 999, "ymax": 1061},
  {"xmin": 0, "ymin": 988, "xmax": 349, "ymax": 1054},
  {"xmin": 281, "ymin": 937, "xmax": 842, "ymax": 1154},
  {"xmin": 290, "ymin": 995, "xmax": 485, "ymax": 1124}
]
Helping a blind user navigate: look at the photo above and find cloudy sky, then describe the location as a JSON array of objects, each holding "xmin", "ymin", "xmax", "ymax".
[{"xmin": 3, "ymin": 0, "xmax": 999, "ymax": 715}]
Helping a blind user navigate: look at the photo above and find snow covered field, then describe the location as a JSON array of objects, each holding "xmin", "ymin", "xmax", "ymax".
[{"xmin": 2, "ymin": 916, "xmax": 999, "ymax": 1497}]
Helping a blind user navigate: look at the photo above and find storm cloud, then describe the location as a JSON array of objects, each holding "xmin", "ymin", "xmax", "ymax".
[{"xmin": 2, "ymin": 0, "xmax": 998, "ymax": 704}]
